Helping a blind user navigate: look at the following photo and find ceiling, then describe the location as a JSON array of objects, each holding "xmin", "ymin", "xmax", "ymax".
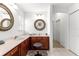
[
  {"xmin": 53, "ymin": 3, "xmax": 74, "ymax": 13},
  {"xmin": 16, "ymin": 3, "xmax": 74, "ymax": 13},
  {"xmin": 16, "ymin": 3, "xmax": 50, "ymax": 12}
]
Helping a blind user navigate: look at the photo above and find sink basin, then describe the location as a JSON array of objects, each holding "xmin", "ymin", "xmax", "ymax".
[
  {"xmin": 0, "ymin": 40, "xmax": 5, "ymax": 45},
  {"xmin": 14, "ymin": 35, "xmax": 26, "ymax": 40}
]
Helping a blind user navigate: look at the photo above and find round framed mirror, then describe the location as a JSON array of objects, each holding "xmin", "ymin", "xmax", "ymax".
[
  {"xmin": 0, "ymin": 3, "xmax": 14, "ymax": 31},
  {"xmin": 34, "ymin": 19, "xmax": 46, "ymax": 31}
]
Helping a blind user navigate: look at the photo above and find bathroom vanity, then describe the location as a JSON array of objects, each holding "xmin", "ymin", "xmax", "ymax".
[{"xmin": 0, "ymin": 35, "xmax": 49, "ymax": 56}]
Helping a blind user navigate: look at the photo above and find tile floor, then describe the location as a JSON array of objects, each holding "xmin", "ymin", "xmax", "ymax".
[
  {"xmin": 48, "ymin": 48, "xmax": 76, "ymax": 56},
  {"xmin": 27, "ymin": 48, "xmax": 76, "ymax": 56},
  {"xmin": 27, "ymin": 40, "xmax": 76, "ymax": 56},
  {"xmin": 52, "ymin": 40, "xmax": 76, "ymax": 56},
  {"xmin": 53, "ymin": 40, "xmax": 64, "ymax": 48},
  {"xmin": 27, "ymin": 50, "xmax": 48, "ymax": 56}
]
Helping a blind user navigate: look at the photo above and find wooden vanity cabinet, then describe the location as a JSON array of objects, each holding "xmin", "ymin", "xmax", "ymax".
[
  {"xmin": 31, "ymin": 37, "xmax": 49, "ymax": 50},
  {"xmin": 4, "ymin": 36, "xmax": 49, "ymax": 56}
]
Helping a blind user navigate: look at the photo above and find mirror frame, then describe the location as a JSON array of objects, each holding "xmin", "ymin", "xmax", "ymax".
[
  {"xmin": 34, "ymin": 19, "xmax": 46, "ymax": 31},
  {"xmin": 0, "ymin": 3, "xmax": 14, "ymax": 31}
]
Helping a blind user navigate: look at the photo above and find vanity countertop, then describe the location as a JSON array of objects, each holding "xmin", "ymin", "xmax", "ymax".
[{"xmin": 0, "ymin": 35, "xmax": 30, "ymax": 56}]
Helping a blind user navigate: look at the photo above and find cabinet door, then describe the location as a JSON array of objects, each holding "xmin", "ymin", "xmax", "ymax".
[
  {"xmin": 20, "ymin": 40, "xmax": 27, "ymax": 56},
  {"xmin": 26, "ymin": 38, "xmax": 29, "ymax": 53},
  {"xmin": 20, "ymin": 38, "xmax": 29, "ymax": 56},
  {"xmin": 42, "ymin": 37, "xmax": 49, "ymax": 49}
]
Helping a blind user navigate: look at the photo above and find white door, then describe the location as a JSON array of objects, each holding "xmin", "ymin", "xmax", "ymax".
[{"xmin": 70, "ymin": 10, "xmax": 79, "ymax": 55}]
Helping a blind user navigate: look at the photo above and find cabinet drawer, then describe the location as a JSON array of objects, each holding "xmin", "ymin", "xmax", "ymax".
[
  {"xmin": 31, "ymin": 37, "xmax": 42, "ymax": 40},
  {"xmin": 31, "ymin": 37, "xmax": 43, "ymax": 42}
]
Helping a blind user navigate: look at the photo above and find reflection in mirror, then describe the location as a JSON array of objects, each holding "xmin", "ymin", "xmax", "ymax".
[{"xmin": 1, "ymin": 19, "xmax": 10, "ymax": 27}]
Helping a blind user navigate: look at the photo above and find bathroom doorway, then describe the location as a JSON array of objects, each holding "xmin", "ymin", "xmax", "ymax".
[
  {"xmin": 53, "ymin": 13, "xmax": 69, "ymax": 48},
  {"xmin": 53, "ymin": 17, "xmax": 64, "ymax": 48}
]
